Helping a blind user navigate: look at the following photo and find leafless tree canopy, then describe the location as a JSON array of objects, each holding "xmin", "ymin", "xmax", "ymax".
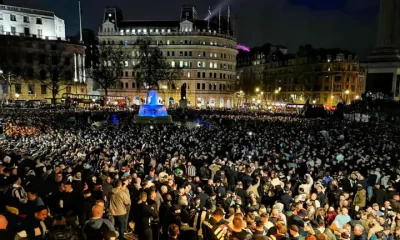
[
  {"xmin": 88, "ymin": 44, "xmax": 125, "ymax": 96},
  {"xmin": 134, "ymin": 37, "xmax": 183, "ymax": 90}
]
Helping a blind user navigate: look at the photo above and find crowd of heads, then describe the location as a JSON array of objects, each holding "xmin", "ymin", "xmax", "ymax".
[{"xmin": 0, "ymin": 109, "xmax": 399, "ymax": 240}]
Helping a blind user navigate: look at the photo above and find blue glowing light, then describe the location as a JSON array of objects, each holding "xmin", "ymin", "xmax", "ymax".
[{"xmin": 138, "ymin": 90, "xmax": 169, "ymax": 117}]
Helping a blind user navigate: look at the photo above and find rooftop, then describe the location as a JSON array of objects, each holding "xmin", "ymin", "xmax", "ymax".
[{"xmin": 0, "ymin": 4, "xmax": 55, "ymax": 17}]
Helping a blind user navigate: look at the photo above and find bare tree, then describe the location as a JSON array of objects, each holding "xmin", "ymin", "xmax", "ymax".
[
  {"xmin": 34, "ymin": 45, "xmax": 75, "ymax": 104},
  {"xmin": 88, "ymin": 44, "xmax": 125, "ymax": 96},
  {"xmin": 134, "ymin": 37, "xmax": 182, "ymax": 91},
  {"xmin": 0, "ymin": 37, "xmax": 24, "ymax": 102}
]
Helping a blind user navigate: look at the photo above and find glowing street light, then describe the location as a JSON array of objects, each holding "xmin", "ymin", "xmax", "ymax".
[
  {"xmin": 257, "ymin": 100, "xmax": 261, "ymax": 104},
  {"xmin": 161, "ymin": 85, "xmax": 167, "ymax": 89},
  {"xmin": 312, "ymin": 100, "xmax": 316, "ymax": 104},
  {"xmin": 261, "ymin": 92, "xmax": 264, "ymax": 95},
  {"xmin": 331, "ymin": 95, "xmax": 334, "ymax": 99},
  {"xmin": 255, "ymin": 88, "xmax": 260, "ymax": 92},
  {"xmin": 355, "ymin": 95, "xmax": 360, "ymax": 100},
  {"xmin": 239, "ymin": 90, "xmax": 243, "ymax": 93},
  {"xmin": 252, "ymin": 98, "xmax": 256, "ymax": 102},
  {"xmin": 274, "ymin": 90, "xmax": 279, "ymax": 94},
  {"xmin": 345, "ymin": 90, "xmax": 350, "ymax": 95},
  {"xmin": 15, "ymin": 93, "xmax": 20, "ymax": 99}
]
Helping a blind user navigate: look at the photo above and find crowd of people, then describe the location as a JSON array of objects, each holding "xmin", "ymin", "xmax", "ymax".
[{"xmin": 0, "ymin": 109, "xmax": 399, "ymax": 240}]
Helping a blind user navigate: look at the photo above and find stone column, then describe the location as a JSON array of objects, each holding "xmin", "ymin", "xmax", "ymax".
[{"xmin": 376, "ymin": 0, "xmax": 397, "ymax": 49}]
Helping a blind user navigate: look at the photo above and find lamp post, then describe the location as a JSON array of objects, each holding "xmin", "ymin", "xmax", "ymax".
[
  {"xmin": 162, "ymin": 85, "xmax": 167, "ymax": 105},
  {"xmin": 345, "ymin": 90, "xmax": 350, "ymax": 104},
  {"xmin": 15, "ymin": 93, "xmax": 19, "ymax": 100}
]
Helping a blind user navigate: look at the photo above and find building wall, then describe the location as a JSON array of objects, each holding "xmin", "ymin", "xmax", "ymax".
[
  {"xmin": 98, "ymin": 31, "xmax": 238, "ymax": 108},
  {"xmin": 0, "ymin": 35, "xmax": 86, "ymax": 102},
  {"xmin": 238, "ymin": 56, "xmax": 364, "ymax": 106},
  {"xmin": 0, "ymin": 4, "xmax": 66, "ymax": 40}
]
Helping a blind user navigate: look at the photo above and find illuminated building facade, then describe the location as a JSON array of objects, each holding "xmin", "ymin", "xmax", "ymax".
[
  {"xmin": 0, "ymin": 3, "xmax": 86, "ymax": 102},
  {"xmin": 98, "ymin": 5, "xmax": 238, "ymax": 108},
  {"xmin": 237, "ymin": 45, "xmax": 364, "ymax": 106}
]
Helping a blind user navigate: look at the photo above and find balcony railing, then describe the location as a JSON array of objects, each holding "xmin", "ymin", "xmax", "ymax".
[
  {"xmin": 99, "ymin": 30, "xmax": 236, "ymax": 41},
  {"xmin": 0, "ymin": 31, "xmax": 84, "ymax": 44}
]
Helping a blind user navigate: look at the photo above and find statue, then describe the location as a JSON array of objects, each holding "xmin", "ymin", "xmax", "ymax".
[{"xmin": 180, "ymin": 83, "xmax": 186, "ymax": 100}]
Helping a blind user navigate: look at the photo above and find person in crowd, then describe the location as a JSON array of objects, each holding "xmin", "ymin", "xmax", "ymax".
[
  {"xmin": 0, "ymin": 214, "xmax": 15, "ymax": 240},
  {"xmin": 109, "ymin": 180, "xmax": 130, "ymax": 240},
  {"xmin": 83, "ymin": 204, "xmax": 118, "ymax": 240},
  {"xmin": 18, "ymin": 205, "xmax": 48, "ymax": 240}
]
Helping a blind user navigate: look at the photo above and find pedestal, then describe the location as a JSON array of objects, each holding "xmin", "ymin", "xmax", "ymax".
[{"xmin": 179, "ymin": 99, "xmax": 188, "ymax": 109}]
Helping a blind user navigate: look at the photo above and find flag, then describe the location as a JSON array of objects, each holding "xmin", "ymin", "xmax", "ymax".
[
  {"xmin": 208, "ymin": 6, "xmax": 211, "ymax": 15},
  {"xmin": 227, "ymin": 6, "xmax": 230, "ymax": 34}
]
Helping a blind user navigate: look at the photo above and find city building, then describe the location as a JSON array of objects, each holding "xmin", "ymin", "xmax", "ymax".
[
  {"xmin": 0, "ymin": 3, "xmax": 65, "ymax": 40},
  {"xmin": 237, "ymin": 45, "xmax": 364, "ymax": 107},
  {"xmin": 0, "ymin": 3, "xmax": 86, "ymax": 103},
  {"xmin": 98, "ymin": 5, "xmax": 238, "ymax": 108}
]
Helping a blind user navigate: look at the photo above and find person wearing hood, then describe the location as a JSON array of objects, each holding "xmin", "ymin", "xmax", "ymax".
[
  {"xmin": 83, "ymin": 204, "xmax": 118, "ymax": 240},
  {"xmin": 353, "ymin": 184, "xmax": 366, "ymax": 212}
]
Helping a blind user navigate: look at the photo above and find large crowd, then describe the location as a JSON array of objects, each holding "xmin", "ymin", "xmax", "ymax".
[{"xmin": 0, "ymin": 109, "xmax": 400, "ymax": 240}]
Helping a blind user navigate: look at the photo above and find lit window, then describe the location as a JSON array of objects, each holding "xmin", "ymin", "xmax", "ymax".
[
  {"xmin": 161, "ymin": 29, "xmax": 165, "ymax": 33},
  {"xmin": 132, "ymin": 61, "xmax": 135, "ymax": 66},
  {"xmin": 171, "ymin": 61, "xmax": 175, "ymax": 67},
  {"xmin": 210, "ymin": 53, "xmax": 213, "ymax": 58},
  {"xmin": 124, "ymin": 61, "xmax": 129, "ymax": 67},
  {"xmin": 209, "ymin": 62, "xmax": 213, "ymax": 68},
  {"xmin": 197, "ymin": 61, "xmax": 201, "ymax": 67},
  {"xmin": 214, "ymin": 53, "xmax": 217, "ymax": 58},
  {"xmin": 328, "ymin": 67, "xmax": 331, "ymax": 72},
  {"xmin": 202, "ymin": 62, "xmax": 206, "ymax": 68},
  {"xmin": 187, "ymin": 72, "xmax": 191, "ymax": 78},
  {"xmin": 184, "ymin": 62, "xmax": 188, "ymax": 67},
  {"xmin": 210, "ymin": 41, "xmax": 213, "ymax": 45},
  {"xmin": 214, "ymin": 63, "xmax": 217, "ymax": 68},
  {"xmin": 180, "ymin": 61, "xmax": 183, "ymax": 67},
  {"xmin": 149, "ymin": 29, "xmax": 153, "ymax": 33},
  {"xmin": 138, "ymin": 29, "xmax": 141, "ymax": 33},
  {"xmin": 156, "ymin": 29, "xmax": 159, "ymax": 33},
  {"xmin": 143, "ymin": 29, "xmax": 147, "ymax": 33},
  {"xmin": 167, "ymin": 40, "xmax": 170, "ymax": 45},
  {"xmin": 108, "ymin": 14, "xmax": 112, "ymax": 17},
  {"xmin": 167, "ymin": 29, "xmax": 171, "ymax": 33}
]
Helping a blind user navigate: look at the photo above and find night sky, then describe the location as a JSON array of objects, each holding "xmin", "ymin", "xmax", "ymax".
[{"xmin": 9, "ymin": 0, "xmax": 379, "ymax": 59}]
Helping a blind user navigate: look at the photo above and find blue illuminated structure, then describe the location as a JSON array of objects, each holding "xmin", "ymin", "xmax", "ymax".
[{"xmin": 135, "ymin": 90, "xmax": 173, "ymax": 124}]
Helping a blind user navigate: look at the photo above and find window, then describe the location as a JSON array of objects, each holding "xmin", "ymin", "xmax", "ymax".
[
  {"xmin": 132, "ymin": 82, "xmax": 136, "ymax": 88},
  {"xmin": 41, "ymin": 85, "xmax": 47, "ymax": 94},
  {"xmin": 189, "ymin": 51, "xmax": 192, "ymax": 57},
  {"xmin": 202, "ymin": 72, "xmax": 205, "ymax": 78},
  {"xmin": 202, "ymin": 62, "xmax": 206, "ymax": 68},
  {"xmin": 209, "ymin": 63, "xmax": 213, "ymax": 68},
  {"xmin": 184, "ymin": 51, "xmax": 187, "ymax": 56},
  {"xmin": 203, "ymin": 52, "xmax": 206, "ymax": 57},
  {"xmin": 214, "ymin": 73, "xmax": 216, "ymax": 78},
  {"xmin": 24, "ymin": 27, "xmax": 30, "ymax": 36},
  {"xmin": 124, "ymin": 61, "xmax": 129, "ymax": 67},
  {"xmin": 132, "ymin": 72, "xmax": 135, "ymax": 77},
  {"xmin": 125, "ymin": 82, "xmax": 128, "ymax": 88},
  {"xmin": 167, "ymin": 40, "xmax": 170, "ymax": 45},
  {"xmin": 198, "ymin": 52, "xmax": 201, "ymax": 57},
  {"xmin": 209, "ymin": 84, "xmax": 212, "ymax": 90},
  {"xmin": 214, "ymin": 53, "xmax": 217, "ymax": 58},
  {"xmin": 172, "ymin": 52, "xmax": 175, "ymax": 56},
  {"xmin": 64, "ymin": 57, "xmax": 70, "ymax": 66},
  {"xmin": 0, "ymin": 14, "xmax": 3, "ymax": 20},
  {"xmin": 179, "ymin": 61, "xmax": 183, "ymax": 67},
  {"xmin": 202, "ymin": 83, "xmax": 205, "ymax": 90},
  {"xmin": 180, "ymin": 51, "xmax": 183, "ymax": 56},
  {"xmin": 171, "ymin": 61, "xmax": 175, "ymax": 67},
  {"xmin": 125, "ymin": 72, "xmax": 128, "ymax": 77},
  {"xmin": 36, "ymin": 18, "xmax": 42, "ymax": 24},
  {"xmin": 214, "ymin": 84, "xmax": 216, "ymax": 90},
  {"xmin": 197, "ymin": 61, "xmax": 201, "ymax": 68},
  {"xmin": 37, "ymin": 29, "xmax": 42, "ymax": 38},
  {"xmin": 197, "ymin": 83, "xmax": 200, "ymax": 89},
  {"xmin": 197, "ymin": 72, "xmax": 200, "ymax": 78},
  {"xmin": 10, "ymin": 15, "xmax": 16, "ymax": 21},
  {"xmin": 210, "ymin": 53, "xmax": 213, "ymax": 58},
  {"xmin": 28, "ymin": 84, "xmax": 35, "ymax": 94},
  {"xmin": 11, "ymin": 26, "xmax": 16, "ymax": 35},
  {"xmin": 209, "ymin": 73, "xmax": 212, "ymax": 78},
  {"xmin": 187, "ymin": 72, "xmax": 191, "ymax": 78},
  {"xmin": 214, "ymin": 63, "xmax": 217, "ymax": 68},
  {"xmin": 167, "ymin": 51, "xmax": 170, "ymax": 56},
  {"xmin": 15, "ymin": 84, "xmax": 21, "ymax": 94},
  {"xmin": 24, "ymin": 16, "xmax": 29, "ymax": 23}
]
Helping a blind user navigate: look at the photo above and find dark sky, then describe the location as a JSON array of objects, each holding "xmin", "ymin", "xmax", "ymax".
[{"xmin": 9, "ymin": 0, "xmax": 379, "ymax": 59}]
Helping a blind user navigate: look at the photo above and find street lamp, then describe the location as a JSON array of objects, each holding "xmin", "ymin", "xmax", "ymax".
[
  {"xmin": 355, "ymin": 95, "xmax": 360, "ymax": 100},
  {"xmin": 15, "ymin": 93, "xmax": 19, "ymax": 100},
  {"xmin": 345, "ymin": 90, "xmax": 350, "ymax": 104},
  {"xmin": 252, "ymin": 98, "xmax": 255, "ymax": 102},
  {"xmin": 255, "ymin": 87, "xmax": 260, "ymax": 92},
  {"xmin": 345, "ymin": 90, "xmax": 350, "ymax": 95},
  {"xmin": 312, "ymin": 100, "xmax": 316, "ymax": 104},
  {"xmin": 257, "ymin": 99, "xmax": 261, "ymax": 104}
]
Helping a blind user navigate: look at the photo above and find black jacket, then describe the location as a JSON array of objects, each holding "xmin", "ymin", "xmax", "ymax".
[{"xmin": 136, "ymin": 202, "xmax": 158, "ymax": 230}]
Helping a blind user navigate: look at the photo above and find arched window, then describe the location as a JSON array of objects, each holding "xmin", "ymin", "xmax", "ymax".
[
  {"xmin": 125, "ymin": 82, "xmax": 128, "ymax": 88},
  {"xmin": 120, "ymin": 82, "xmax": 123, "ymax": 88}
]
